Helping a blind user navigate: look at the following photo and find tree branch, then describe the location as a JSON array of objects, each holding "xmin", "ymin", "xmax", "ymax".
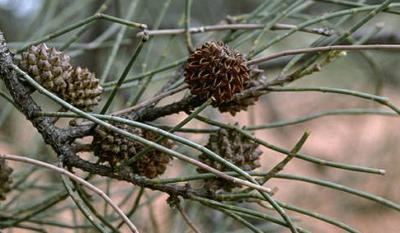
[{"xmin": 0, "ymin": 30, "xmax": 209, "ymax": 200}]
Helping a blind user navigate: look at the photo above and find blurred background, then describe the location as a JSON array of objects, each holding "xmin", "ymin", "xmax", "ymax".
[{"xmin": 0, "ymin": 0, "xmax": 399, "ymax": 232}]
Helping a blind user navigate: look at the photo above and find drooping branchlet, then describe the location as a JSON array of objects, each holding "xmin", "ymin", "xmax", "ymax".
[{"xmin": 184, "ymin": 41, "xmax": 250, "ymax": 103}]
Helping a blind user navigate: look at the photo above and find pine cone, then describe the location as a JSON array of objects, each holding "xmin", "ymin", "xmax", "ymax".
[
  {"xmin": 62, "ymin": 67, "xmax": 103, "ymax": 111},
  {"xmin": 19, "ymin": 44, "xmax": 103, "ymax": 111},
  {"xmin": 198, "ymin": 126, "xmax": 262, "ymax": 191},
  {"xmin": 0, "ymin": 159, "xmax": 13, "ymax": 201},
  {"xmin": 184, "ymin": 41, "xmax": 250, "ymax": 103},
  {"xmin": 92, "ymin": 125, "xmax": 173, "ymax": 178},
  {"xmin": 216, "ymin": 67, "xmax": 267, "ymax": 115},
  {"xmin": 19, "ymin": 43, "xmax": 71, "ymax": 93}
]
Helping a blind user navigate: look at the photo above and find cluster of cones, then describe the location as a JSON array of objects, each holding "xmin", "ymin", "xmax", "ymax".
[
  {"xmin": 17, "ymin": 41, "xmax": 264, "ymax": 185},
  {"xmin": 19, "ymin": 44, "xmax": 102, "ymax": 111}
]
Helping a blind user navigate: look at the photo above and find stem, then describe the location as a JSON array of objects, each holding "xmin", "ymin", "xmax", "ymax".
[
  {"xmin": 17, "ymin": 13, "xmax": 147, "ymax": 53},
  {"xmin": 248, "ymin": 44, "xmax": 400, "ymax": 65},
  {"xmin": 260, "ymin": 132, "xmax": 309, "ymax": 183},
  {"xmin": 60, "ymin": 0, "xmax": 112, "ymax": 51},
  {"xmin": 116, "ymin": 188, "xmax": 144, "ymax": 229},
  {"xmin": 176, "ymin": 204, "xmax": 202, "ymax": 233},
  {"xmin": 217, "ymin": 207, "xmax": 264, "ymax": 233},
  {"xmin": 97, "ymin": 13, "xmax": 147, "ymax": 29},
  {"xmin": 184, "ymin": 0, "xmax": 194, "ymax": 52},
  {"xmin": 103, "ymin": 58, "xmax": 186, "ymax": 88},
  {"xmin": 100, "ymin": 39, "xmax": 146, "ymax": 114},
  {"xmin": 250, "ymin": 2, "xmax": 400, "ymax": 57},
  {"xmin": 60, "ymin": 172, "xmax": 109, "ymax": 233},
  {"xmin": 0, "ymin": 153, "xmax": 139, "ymax": 233},
  {"xmin": 191, "ymin": 196, "xmax": 306, "ymax": 232},
  {"xmin": 246, "ymin": 108, "xmax": 396, "ymax": 130},
  {"xmin": 314, "ymin": 0, "xmax": 400, "ymax": 15},
  {"xmin": 99, "ymin": 0, "xmax": 139, "ymax": 83},
  {"xmin": 266, "ymin": 86, "xmax": 400, "ymax": 115},
  {"xmin": 139, "ymin": 22, "xmax": 334, "ymax": 37}
]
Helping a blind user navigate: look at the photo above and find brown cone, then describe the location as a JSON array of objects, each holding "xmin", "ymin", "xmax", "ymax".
[
  {"xmin": 62, "ymin": 67, "xmax": 103, "ymax": 111},
  {"xmin": 184, "ymin": 41, "xmax": 250, "ymax": 103},
  {"xmin": 0, "ymin": 159, "xmax": 13, "ymax": 201},
  {"xmin": 92, "ymin": 125, "xmax": 173, "ymax": 178},
  {"xmin": 197, "ymin": 126, "xmax": 262, "ymax": 191},
  {"xmin": 19, "ymin": 44, "xmax": 103, "ymax": 111},
  {"xmin": 19, "ymin": 43, "xmax": 71, "ymax": 93}
]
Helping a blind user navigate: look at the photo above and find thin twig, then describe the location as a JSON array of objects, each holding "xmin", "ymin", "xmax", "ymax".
[
  {"xmin": 250, "ymin": 2, "xmax": 399, "ymax": 58},
  {"xmin": 216, "ymin": 207, "xmax": 263, "ymax": 233},
  {"xmin": 261, "ymin": 132, "xmax": 309, "ymax": 183},
  {"xmin": 265, "ymin": 86, "xmax": 400, "ymax": 115},
  {"xmin": 145, "ymin": 192, "xmax": 160, "ymax": 233},
  {"xmin": 60, "ymin": 171, "xmax": 109, "ymax": 233},
  {"xmin": 176, "ymin": 204, "xmax": 203, "ymax": 233},
  {"xmin": 102, "ymin": 58, "xmax": 186, "ymax": 88},
  {"xmin": 116, "ymin": 188, "xmax": 144, "ymax": 229},
  {"xmin": 128, "ymin": 36, "xmax": 176, "ymax": 106},
  {"xmin": 191, "ymin": 196, "xmax": 306, "ymax": 232},
  {"xmin": 60, "ymin": 0, "xmax": 112, "ymax": 51},
  {"xmin": 248, "ymin": 44, "xmax": 400, "ymax": 65},
  {"xmin": 215, "ymin": 193, "xmax": 359, "ymax": 233},
  {"xmin": 314, "ymin": 0, "xmax": 400, "ymax": 15},
  {"xmin": 99, "ymin": 0, "xmax": 139, "ymax": 83},
  {"xmin": 246, "ymin": 108, "xmax": 397, "ymax": 130},
  {"xmin": 0, "ymin": 153, "xmax": 139, "ymax": 233},
  {"xmin": 17, "ymin": 14, "xmax": 147, "ymax": 53},
  {"xmin": 184, "ymin": 0, "xmax": 194, "ymax": 52},
  {"xmin": 112, "ymin": 84, "xmax": 187, "ymax": 115},
  {"xmin": 139, "ymin": 22, "xmax": 334, "ymax": 37},
  {"xmin": 247, "ymin": 0, "xmax": 308, "ymax": 57},
  {"xmin": 127, "ymin": 0, "xmax": 174, "ymax": 106},
  {"xmin": 100, "ymin": 39, "xmax": 146, "ymax": 114},
  {"xmin": 274, "ymin": 173, "xmax": 400, "ymax": 211}
]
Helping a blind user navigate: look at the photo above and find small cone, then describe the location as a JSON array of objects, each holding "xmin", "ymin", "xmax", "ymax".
[
  {"xmin": 197, "ymin": 126, "xmax": 262, "ymax": 192},
  {"xmin": 19, "ymin": 44, "xmax": 103, "ymax": 111},
  {"xmin": 19, "ymin": 43, "xmax": 71, "ymax": 93},
  {"xmin": 184, "ymin": 41, "xmax": 250, "ymax": 103},
  {"xmin": 62, "ymin": 67, "xmax": 103, "ymax": 111},
  {"xmin": 92, "ymin": 125, "xmax": 173, "ymax": 178}
]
